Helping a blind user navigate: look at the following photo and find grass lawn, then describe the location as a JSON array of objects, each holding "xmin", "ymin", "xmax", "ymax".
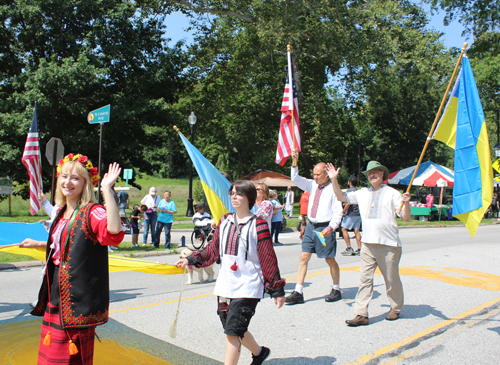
[{"xmin": 0, "ymin": 252, "xmax": 38, "ymax": 264}]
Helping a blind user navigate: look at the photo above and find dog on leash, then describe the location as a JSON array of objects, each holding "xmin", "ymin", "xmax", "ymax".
[{"xmin": 179, "ymin": 248, "xmax": 216, "ymax": 285}]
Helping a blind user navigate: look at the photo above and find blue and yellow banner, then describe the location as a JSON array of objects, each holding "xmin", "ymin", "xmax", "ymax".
[
  {"xmin": 0, "ymin": 222, "xmax": 184, "ymax": 274},
  {"xmin": 432, "ymin": 57, "xmax": 493, "ymax": 237},
  {"xmin": 177, "ymin": 133, "xmax": 234, "ymax": 222}
]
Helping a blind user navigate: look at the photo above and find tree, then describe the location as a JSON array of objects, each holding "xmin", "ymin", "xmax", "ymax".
[
  {"xmin": 144, "ymin": 0, "xmax": 453, "ymax": 180},
  {"xmin": 0, "ymin": 0, "xmax": 188, "ymax": 198},
  {"xmin": 425, "ymin": 0, "xmax": 500, "ymax": 38}
]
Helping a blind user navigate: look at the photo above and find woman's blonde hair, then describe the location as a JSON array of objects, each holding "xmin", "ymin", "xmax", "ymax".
[
  {"xmin": 55, "ymin": 160, "xmax": 95, "ymax": 207},
  {"xmin": 257, "ymin": 183, "xmax": 270, "ymax": 200}
]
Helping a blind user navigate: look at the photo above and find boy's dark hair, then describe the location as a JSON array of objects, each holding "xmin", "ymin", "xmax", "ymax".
[
  {"xmin": 229, "ymin": 180, "xmax": 257, "ymax": 209},
  {"xmin": 140, "ymin": 204, "xmax": 148, "ymax": 212},
  {"xmin": 348, "ymin": 176, "xmax": 358, "ymax": 187},
  {"xmin": 195, "ymin": 203, "xmax": 205, "ymax": 211}
]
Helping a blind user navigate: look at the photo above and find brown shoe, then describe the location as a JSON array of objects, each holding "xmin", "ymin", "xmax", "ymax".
[
  {"xmin": 386, "ymin": 309, "xmax": 400, "ymax": 321},
  {"xmin": 345, "ymin": 315, "xmax": 369, "ymax": 327}
]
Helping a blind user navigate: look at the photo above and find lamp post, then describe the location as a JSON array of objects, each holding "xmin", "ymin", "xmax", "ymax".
[{"xmin": 186, "ymin": 112, "xmax": 197, "ymax": 217}]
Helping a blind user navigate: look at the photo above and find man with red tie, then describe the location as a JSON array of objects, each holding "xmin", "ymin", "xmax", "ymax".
[{"xmin": 285, "ymin": 149, "xmax": 343, "ymax": 304}]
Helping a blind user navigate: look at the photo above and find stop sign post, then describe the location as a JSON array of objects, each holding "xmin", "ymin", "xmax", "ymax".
[{"xmin": 45, "ymin": 138, "xmax": 64, "ymax": 204}]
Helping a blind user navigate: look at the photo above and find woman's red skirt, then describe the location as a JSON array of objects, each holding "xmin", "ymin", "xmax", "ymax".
[{"xmin": 38, "ymin": 303, "xmax": 96, "ymax": 365}]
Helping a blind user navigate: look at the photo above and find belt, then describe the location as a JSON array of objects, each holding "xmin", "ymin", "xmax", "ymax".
[{"xmin": 311, "ymin": 221, "xmax": 329, "ymax": 228}]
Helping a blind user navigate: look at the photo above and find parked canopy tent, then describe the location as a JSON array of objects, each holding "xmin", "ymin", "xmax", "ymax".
[
  {"xmin": 239, "ymin": 169, "xmax": 297, "ymax": 188},
  {"xmin": 385, "ymin": 161, "xmax": 454, "ymax": 187}
]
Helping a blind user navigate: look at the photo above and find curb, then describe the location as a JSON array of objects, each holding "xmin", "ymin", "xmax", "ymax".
[{"xmin": 0, "ymin": 260, "xmax": 45, "ymax": 270}]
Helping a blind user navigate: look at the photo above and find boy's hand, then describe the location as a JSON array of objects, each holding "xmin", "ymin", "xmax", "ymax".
[{"xmin": 274, "ymin": 296, "xmax": 285, "ymax": 309}]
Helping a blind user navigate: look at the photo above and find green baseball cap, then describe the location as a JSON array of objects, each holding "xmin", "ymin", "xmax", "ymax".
[{"xmin": 363, "ymin": 161, "xmax": 390, "ymax": 181}]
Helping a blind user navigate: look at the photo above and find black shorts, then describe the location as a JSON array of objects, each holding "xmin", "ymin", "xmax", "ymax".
[
  {"xmin": 217, "ymin": 298, "xmax": 260, "ymax": 338},
  {"xmin": 131, "ymin": 222, "xmax": 139, "ymax": 234}
]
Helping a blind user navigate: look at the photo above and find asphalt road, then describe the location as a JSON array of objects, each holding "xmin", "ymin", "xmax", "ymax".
[{"xmin": 1, "ymin": 224, "xmax": 500, "ymax": 364}]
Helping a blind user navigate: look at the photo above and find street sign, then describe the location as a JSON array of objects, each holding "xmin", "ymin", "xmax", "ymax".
[
  {"xmin": 493, "ymin": 158, "xmax": 500, "ymax": 174},
  {"xmin": 45, "ymin": 138, "xmax": 64, "ymax": 165},
  {"xmin": 88, "ymin": 104, "xmax": 111, "ymax": 124},
  {"xmin": 123, "ymin": 169, "xmax": 133, "ymax": 187},
  {"xmin": 123, "ymin": 169, "xmax": 133, "ymax": 180}
]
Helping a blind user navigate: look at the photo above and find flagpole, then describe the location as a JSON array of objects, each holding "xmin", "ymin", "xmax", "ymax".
[
  {"xmin": 288, "ymin": 44, "xmax": 298, "ymax": 166},
  {"xmin": 35, "ymin": 101, "xmax": 43, "ymax": 216},
  {"xmin": 398, "ymin": 42, "xmax": 468, "ymax": 214}
]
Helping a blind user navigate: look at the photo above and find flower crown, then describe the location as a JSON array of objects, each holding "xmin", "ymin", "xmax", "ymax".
[{"xmin": 57, "ymin": 153, "xmax": 100, "ymax": 186}]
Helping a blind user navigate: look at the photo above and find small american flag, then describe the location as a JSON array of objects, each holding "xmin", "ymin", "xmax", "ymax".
[
  {"xmin": 22, "ymin": 102, "xmax": 42, "ymax": 215},
  {"xmin": 276, "ymin": 51, "xmax": 301, "ymax": 166}
]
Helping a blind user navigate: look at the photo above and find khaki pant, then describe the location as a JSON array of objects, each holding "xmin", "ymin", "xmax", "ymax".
[{"xmin": 353, "ymin": 243, "xmax": 404, "ymax": 317}]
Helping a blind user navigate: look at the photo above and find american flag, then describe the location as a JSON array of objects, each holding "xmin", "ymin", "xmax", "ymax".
[
  {"xmin": 22, "ymin": 102, "xmax": 42, "ymax": 215},
  {"xmin": 276, "ymin": 50, "xmax": 301, "ymax": 166}
]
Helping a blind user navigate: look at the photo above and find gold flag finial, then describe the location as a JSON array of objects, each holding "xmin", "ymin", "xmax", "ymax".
[
  {"xmin": 462, "ymin": 42, "xmax": 468, "ymax": 52},
  {"xmin": 287, "ymin": 44, "xmax": 291, "ymax": 53}
]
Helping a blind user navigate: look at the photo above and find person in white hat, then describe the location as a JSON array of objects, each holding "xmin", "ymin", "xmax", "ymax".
[
  {"xmin": 140, "ymin": 187, "xmax": 161, "ymax": 247},
  {"xmin": 326, "ymin": 161, "xmax": 411, "ymax": 327}
]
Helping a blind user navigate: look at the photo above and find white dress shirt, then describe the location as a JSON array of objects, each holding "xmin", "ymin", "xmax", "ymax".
[
  {"xmin": 291, "ymin": 166, "xmax": 342, "ymax": 229},
  {"xmin": 346, "ymin": 185, "xmax": 403, "ymax": 247}
]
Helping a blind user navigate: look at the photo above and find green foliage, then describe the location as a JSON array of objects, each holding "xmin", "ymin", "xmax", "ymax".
[
  {"xmin": 425, "ymin": 0, "xmax": 500, "ymax": 38},
  {"xmin": 1, "ymin": 0, "xmax": 498, "ymax": 202},
  {"xmin": 0, "ymin": 0, "xmax": 188, "ymax": 199},
  {"xmin": 193, "ymin": 179, "xmax": 204, "ymax": 203}
]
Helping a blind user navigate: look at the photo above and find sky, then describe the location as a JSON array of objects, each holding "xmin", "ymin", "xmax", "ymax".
[{"xmin": 162, "ymin": 4, "xmax": 471, "ymax": 50}]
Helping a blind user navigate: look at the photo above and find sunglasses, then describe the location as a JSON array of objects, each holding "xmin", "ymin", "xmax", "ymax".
[
  {"xmin": 228, "ymin": 191, "xmax": 246, "ymax": 197},
  {"xmin": 255, "ymin": 188, "xmax": 262, "ymax": 191}
]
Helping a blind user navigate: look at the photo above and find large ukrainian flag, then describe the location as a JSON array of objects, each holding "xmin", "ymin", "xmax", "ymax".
[
  {"xmin": 432, "ymin": 56, "xmax": 493, "ymax": 237},
  {"xmin": 0, "ymin": 222, "xmax": 184, "ymax": 274},
  {"xmin": 178, "ymin": 133, "xmax": 234, "ymax": 222}
]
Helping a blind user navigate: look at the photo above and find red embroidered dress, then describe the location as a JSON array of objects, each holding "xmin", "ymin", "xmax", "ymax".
[{"xmin": 32, "ymin": 203, "xmax": 124, "ymax": 365}]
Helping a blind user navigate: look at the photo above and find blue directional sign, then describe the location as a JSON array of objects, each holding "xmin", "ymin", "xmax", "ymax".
[
  {"xmin": 123, "ymin": 169, "xmax": 133, "ymax": 186},
  {"xmin": 88, "ymin": 105, "xmax": 110, "ymax": 124}
]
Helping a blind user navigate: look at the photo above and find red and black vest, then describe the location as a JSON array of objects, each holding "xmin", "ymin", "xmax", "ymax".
[{"xmin": 31, "ymin": 203, "xmax": 110, "ymax": 329}]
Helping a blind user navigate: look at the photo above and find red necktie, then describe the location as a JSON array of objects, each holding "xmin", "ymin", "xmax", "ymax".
[{"xmin": 310, "ymin": 184, "xmax": 327, "ymax": 218}]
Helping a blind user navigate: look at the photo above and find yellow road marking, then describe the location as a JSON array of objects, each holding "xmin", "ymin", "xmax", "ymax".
[
  {"xmin": 346, "ymin": 296, "xmax": 500, "ymax": 365},
  {"xmin": 382, "ymin": 305, "xmax": 500, "ymax": 364},
  {"xmin": 110, "ymin": 293, "xmax": 213, "ymax": 314}
]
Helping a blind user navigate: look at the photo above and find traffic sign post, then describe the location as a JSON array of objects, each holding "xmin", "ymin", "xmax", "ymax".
[
  {"xmin": 45, "ymin": 138, "xmax": 65, "ymax": 204},
  {"xmin": 123, "ymin": 169, "xmax": 133, "ymax": 187},
  {"xmin": 88, "ymin": 105, "xmax": 111, "ymax": 204}
]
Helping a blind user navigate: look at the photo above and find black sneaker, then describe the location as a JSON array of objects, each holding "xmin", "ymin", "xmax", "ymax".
[
  {"xmin": 285, "ymin": 291, "xmax": 304, "ymax": 304},
  {"xmin": 325, "ymin": 289, "xmax": 342, "ymax": 302},
  {"xmin": 251, "ymin": 346, "xmax": 271, "ymax": 365}
]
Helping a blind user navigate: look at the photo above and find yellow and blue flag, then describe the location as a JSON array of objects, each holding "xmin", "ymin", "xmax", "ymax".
[
  {"xmin": 0, "ymin": 222, "xmax": 184, "ymax": 274},
  {"xmin": 432, "ymin": 56, "xmax": 493, "ymax": 237},
  {"xmin": 177, "ymin": 133, "xmax": 234, "ymax": 222}
]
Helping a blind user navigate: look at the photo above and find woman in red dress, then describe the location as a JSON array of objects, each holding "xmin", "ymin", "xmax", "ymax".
[{"xmin": 21, "ymin": 154, "xmax": 125, "ymax": 365}]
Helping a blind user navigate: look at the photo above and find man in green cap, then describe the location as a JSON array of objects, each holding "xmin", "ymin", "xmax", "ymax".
[{"xmin": 326, "ymin": 161, "xmax": 411, "ymax": 326}]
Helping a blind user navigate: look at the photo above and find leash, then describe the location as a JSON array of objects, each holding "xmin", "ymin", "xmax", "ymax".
[{"xmin": 169, "ymin": 268, "xmax": 187, "ymax": 338}]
